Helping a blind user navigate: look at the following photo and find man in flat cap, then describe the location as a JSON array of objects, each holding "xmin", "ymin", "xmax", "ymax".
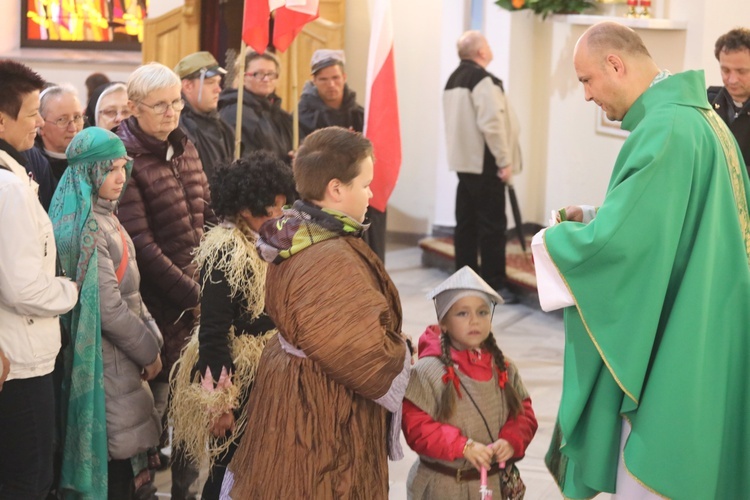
[
  {"xmin": 298, "ymin": 49, "xmax": 364, "ymax": 140},
  {"xmin": 175, "ymin": 51, "xmax": 234, "ymax": 178},
  {"xmin": 297, "ymin": 49, "xmax": 387, "ymax": 261}
]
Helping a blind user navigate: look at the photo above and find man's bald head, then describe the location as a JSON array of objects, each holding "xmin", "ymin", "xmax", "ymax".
[
  {"xmin": 573, "ymin": 22, "xmax": 659, "ymax": 121},
  {"xmin": 577, "ymin": 22, "xmax": 651, "ymax": 62},
  {"xmin": 457, "ymin": 31, "xmax": 493, "ymax": 67}
]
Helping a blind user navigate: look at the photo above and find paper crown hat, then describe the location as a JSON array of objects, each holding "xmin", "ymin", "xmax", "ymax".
[
  {"xmin": 310, "ymin": 49, "xmax": 345, "ymax": 74},
  {"xmin": 427, "ymin": 266, "xmax": 504, "ymax": 320}
]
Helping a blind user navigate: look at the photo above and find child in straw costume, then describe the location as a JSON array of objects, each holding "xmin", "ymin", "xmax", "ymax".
[{"xmin": 169, "ymin": 151, "xmax": 295, "ymax": 499}]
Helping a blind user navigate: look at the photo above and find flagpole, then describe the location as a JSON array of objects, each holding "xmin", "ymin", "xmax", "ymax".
[
  {"xmin": 291, "ymin": 36, "xmax": 300, "ymax": 150},
  {"xmin": 234, "ymin": 41, "xmax": 248, "ymax": 160}
]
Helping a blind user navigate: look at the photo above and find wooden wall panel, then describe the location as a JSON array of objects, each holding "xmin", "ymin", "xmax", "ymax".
[{"xmin": 142, "ymin": 0, "xmax": 201, "ymax": 68}]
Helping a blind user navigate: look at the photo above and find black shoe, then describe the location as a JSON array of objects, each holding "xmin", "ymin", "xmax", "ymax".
[{"xmin": 496, "ymin": 287, "xmax": 519, "ymax": 304}]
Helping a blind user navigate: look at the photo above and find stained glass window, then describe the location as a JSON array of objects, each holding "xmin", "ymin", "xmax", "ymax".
[{"xmin": 22, "ymin": 0, "xmax": 149, "ymax": 50}]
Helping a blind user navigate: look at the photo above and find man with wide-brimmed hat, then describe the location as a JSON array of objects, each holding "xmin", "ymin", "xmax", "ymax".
[{"xmin": 175, "ymin": 51, "xmax": 234, "ymax": 178}]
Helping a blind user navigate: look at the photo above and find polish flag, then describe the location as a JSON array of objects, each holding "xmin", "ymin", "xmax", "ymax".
[
  {"xmin": 242, "ymin": 0, "xmax": 319, "ymax": 54},
  {"xmin": 364, "ymin": 0, "xmax": 401, "ymax": 213}
]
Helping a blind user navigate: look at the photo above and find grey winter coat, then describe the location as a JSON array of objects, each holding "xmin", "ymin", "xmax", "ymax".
[{"xmin": 93, "ymin": 197, "xmax": 163, "ymax": 460}]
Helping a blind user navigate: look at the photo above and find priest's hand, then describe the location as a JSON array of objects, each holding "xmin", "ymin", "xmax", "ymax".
[{"xmin": 557, "ymin": 205, "xmax": 583, "ymax": 223}]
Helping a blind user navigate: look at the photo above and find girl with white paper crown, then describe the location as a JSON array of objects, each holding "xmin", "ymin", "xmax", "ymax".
[{"xmin": 402, "ymin": 266, "xmax": 537, "ymax": 499}]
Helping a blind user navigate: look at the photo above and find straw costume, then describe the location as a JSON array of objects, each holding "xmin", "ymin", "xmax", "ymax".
[
  {"xmin": 169, "ymin": 219, "xmax": 276, "ymax": 472},
  {"xmin": 403, "ymin": 267, "xmax": 537, "ymax": 500}
]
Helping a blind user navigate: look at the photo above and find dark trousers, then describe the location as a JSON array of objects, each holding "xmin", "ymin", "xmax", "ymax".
[
  {"xmin": 108, "ymin": 459, "xmax": 135, "ymax": 500},
  {"xmin": 201, "ymin": 440, "xmax": 237, "ymax": 500},
  {"xmin": 150, "ymin": 381, "xmax": 200, "ymax": 500},
  {"xmin": 0, "ymin": 374, "xmax": 55, "ymax": 500},
  {"xmin": 363, "ymin": 206, "xmax": 387, "ymax": 263},
  {"xmin": 454, "ymin": 173, "xmax": 507, "ymax": 289},
  {"xmin": 201, "ymin": 379, "xmax": 252, "ymax": 500}
]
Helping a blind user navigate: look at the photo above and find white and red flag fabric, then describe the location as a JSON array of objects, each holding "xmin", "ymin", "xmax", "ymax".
[
  {"xmin": 364, "ymin": 0, "xmax": 401, "ymax": 213},
  {"xmin": 242, "ymin": 0, "xmax": 319, "ymax": 54}
]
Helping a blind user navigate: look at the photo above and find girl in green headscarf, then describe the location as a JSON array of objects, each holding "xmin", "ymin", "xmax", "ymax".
[{"xmin": 50, "ymin": 127, "xmax": 163, "ymax": 500}]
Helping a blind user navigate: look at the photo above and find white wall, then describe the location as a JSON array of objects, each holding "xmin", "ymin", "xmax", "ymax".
[
  {"xmin": 0, "ymin": 0, "xmax": 20, "ymax": 53},
  {"xmin": 149, "ymin": 0, "xmax": 184, "ymax": 19},
  {"xmin": 346, "ymin": 0, "xmax": 458, "ymax": 234}
]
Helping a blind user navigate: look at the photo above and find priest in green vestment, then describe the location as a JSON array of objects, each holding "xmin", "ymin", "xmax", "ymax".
[{"xmin": 531, "ymin": 21, "xmax": 750, "ymax": 499}]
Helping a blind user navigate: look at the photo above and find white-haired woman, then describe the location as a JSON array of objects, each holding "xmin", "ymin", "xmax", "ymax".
[{"xmin": 115, "ymin": 62, "xmax": 213, "ymax": 499}]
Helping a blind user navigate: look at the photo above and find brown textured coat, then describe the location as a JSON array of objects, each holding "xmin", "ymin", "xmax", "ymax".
[
  {"xmin": 229, "ymin": 237, "xmax": 406, "ymax": 499},
  {"xmin": 115, "ymin": 117, "xmax": 214, "ymax": 379}
]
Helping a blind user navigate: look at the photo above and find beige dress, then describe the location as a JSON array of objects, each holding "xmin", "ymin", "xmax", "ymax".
[{"xmin": 405, "ymin": 356, "xmax": 528, "ymax": 500}]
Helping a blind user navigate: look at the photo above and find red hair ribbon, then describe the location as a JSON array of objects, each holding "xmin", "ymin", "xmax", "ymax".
[
  {"xmin": 442, "ymin": 365, "xmax": 462, "ymax": 397},
  {"xmin": 496, "ymin": 361, "xmax": 510, "ymax": 389}
]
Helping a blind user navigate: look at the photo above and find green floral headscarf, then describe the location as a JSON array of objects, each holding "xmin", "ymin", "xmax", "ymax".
[{"xmin": 49, "ymin": 127, "xmax": 132, "ymax": 499}]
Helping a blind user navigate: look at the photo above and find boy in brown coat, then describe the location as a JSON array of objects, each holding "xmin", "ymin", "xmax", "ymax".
[{"xmin": 225, "ymin": 127, "xmax": 411, "ymax": 499}]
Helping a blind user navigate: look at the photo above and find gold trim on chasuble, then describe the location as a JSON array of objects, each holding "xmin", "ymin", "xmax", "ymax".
[
  {"xmin": 541, "ymin": 232, "xmax": 638, "ymax": 405},
  {"xmin": 702, "ymin": 109, "xmax": 750, "ymax": 265}
]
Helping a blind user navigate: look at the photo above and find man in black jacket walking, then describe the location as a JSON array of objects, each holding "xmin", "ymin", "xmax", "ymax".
[{"xmin": 175, "ymin": 52, "xmax": 234, "ymax": 178}]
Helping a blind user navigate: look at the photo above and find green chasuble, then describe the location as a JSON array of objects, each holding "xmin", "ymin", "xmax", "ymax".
[{"xmin": 543, "ymin": 70, "xmax": 750, "ymax": 499}]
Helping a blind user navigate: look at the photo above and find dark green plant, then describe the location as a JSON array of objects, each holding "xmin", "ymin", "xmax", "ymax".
[{"xmin": 495, "ymin": 0, "xmax": 595, "ymax": 19}]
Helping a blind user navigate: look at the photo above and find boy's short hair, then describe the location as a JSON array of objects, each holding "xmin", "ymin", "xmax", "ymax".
[
  {"xmin": 293, "ymin": 127, "xmax": 373, "ymax": 202},
  {"xmin": 0, "ymin": 60, "xmax": 45, "ymax": 120}
]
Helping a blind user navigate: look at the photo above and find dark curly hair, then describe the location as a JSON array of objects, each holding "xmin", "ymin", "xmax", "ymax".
[
  {"xmin": 715, "ymin": 28, "xmax": 750, "ymax": 60},
  {"xmin": 209, "ymin": 151, "xmax": 296, "ymax": 219}
]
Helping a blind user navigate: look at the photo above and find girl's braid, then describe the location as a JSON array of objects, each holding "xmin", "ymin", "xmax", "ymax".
[
  {"xmin": 437, "ymin": 331, "xmax": 458, "ymax": 422},
  {"xmin": 483, "ymin": 332, "xmax": 523, "ymax": 418}
]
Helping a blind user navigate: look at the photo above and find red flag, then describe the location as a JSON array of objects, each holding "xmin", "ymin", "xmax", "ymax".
[
  {"xmin": 364, "ymin": 0, "xmax": 401, "ymax": 213},
  {"xmin": 242, "ymin": 1, "xmax": 318, "ymax": 54},
  {"xmin": 242, "ymin": 0, "xmax": 271, "ymax": 54},
  {"xmin": 273, "ymin": 1, "xmax": 319, "ymax": 52}
]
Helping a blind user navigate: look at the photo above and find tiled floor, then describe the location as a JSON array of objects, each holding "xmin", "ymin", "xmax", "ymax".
[{"xmin": 156, "ymin": 245, "xmax": 593, "ymax": 499}]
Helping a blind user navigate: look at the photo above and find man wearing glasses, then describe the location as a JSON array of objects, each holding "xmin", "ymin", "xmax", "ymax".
[
  {"xmin": 218, "ymin": 51, "xmax": 293, "ymax": 162},
  {"xmin": 35, "ymin": 85, "xmax": 86, "ymax": 182}
]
